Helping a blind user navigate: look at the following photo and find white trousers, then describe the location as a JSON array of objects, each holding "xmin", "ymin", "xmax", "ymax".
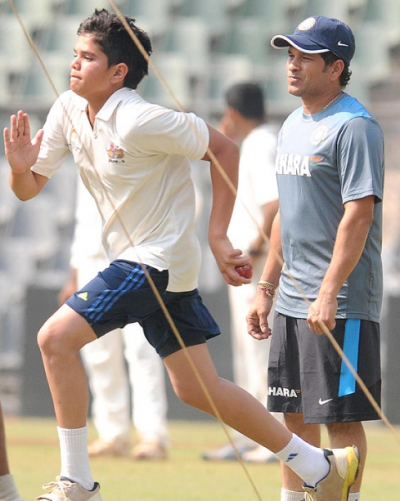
[{"xmin": 78, "ymin": 266, "xmax": 169, "ymax": 446}]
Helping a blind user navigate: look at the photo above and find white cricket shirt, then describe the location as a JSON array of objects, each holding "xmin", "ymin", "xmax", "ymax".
[{"xmin": 33, "ymin": 88, "xmax": 209, "ymax": 292}]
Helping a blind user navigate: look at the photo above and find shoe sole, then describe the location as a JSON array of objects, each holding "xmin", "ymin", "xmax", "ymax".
[{"xmin": 340, "ymin": 445, "xmax": 360, "ymax": 501}]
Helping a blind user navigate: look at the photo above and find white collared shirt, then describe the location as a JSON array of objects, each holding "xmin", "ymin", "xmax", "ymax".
[
  {"xmin": 33, "ymin": 88, "xmax": 209, "ymax": 292},
  {"xmin": 228, "ymin": 124, "xmax": 278, "ymax": 249}
]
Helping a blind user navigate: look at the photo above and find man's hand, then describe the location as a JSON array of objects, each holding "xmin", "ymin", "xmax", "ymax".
[
  {"xmin": 4, "ymin": 110, "xmax": 44, "ymax": 174},
  {"xmin": 246, "ymin": 289, "xmax": 273, "ymax": 340},
  {"xmin": 307, "ymin": 293, "xmax": 337, "ymax": 334}
]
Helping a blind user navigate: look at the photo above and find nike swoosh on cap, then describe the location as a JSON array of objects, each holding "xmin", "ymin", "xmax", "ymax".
[{"xmin": 338, "ymin": 41, "xmax": 349, "ymax": 46}]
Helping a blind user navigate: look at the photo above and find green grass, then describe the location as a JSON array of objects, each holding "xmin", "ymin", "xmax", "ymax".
[{"xmin": 5, "ymin": 418, "xmax": 400, "ymax": 500}]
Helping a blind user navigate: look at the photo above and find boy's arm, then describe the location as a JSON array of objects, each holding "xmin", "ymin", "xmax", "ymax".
[
  {"xmin": 202, "ymin": 124, "xmax": 250, "ymax": 286},
  {"xmin": 4, "ymin": 110, "xmax": 48, "ymax": 200}
]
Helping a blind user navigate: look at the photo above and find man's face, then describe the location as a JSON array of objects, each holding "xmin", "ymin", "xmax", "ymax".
[
  {"xmin": 70, "ymin": 34, "xmax": 119, "ymax": 102},
  {"xmin": 285, "ymin": 46, "xmax": 330, "ymax": 99}
]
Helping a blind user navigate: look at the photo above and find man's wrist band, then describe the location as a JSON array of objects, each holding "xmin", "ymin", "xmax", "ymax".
[{"xmin": 257, "ymin": 280, "xmax": 276, "ymax": 297}]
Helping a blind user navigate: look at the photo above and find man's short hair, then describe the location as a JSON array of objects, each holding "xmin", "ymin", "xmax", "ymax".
[{"xmin": 320, "ymin": 52, "xmax": 352, "ymax": 87}]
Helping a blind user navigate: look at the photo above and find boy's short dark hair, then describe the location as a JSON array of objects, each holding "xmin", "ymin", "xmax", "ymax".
[
  {"xmin": 78, "ymin": 9, "xmax": 152, "ymax": 89},
  {"xmin": 225, "ymin": 83, "xmax": 266, "ymax": 121}
]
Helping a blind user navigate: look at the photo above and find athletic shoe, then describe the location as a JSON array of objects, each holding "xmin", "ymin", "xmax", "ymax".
[
  {"xmin": 88, "ymin": 437, "xmax": 130, "ymax": 458},
  {"xmin": 303, "ymin": 446, "xmax": 360, "ymax": 501},
  {"xmin": 132, "ymin": 440, "xmax": 168, "ymax": 460},
  {"xmin": 202, "ymin": 442, "xmax": 256, "ymax": 461},
  {"xmin": 242, "ymin": 445, "xmax": 279, "ymax": 464},
  {"xmin": 35, "ymin": 478, "xmax": 102, "ymax": 501}
]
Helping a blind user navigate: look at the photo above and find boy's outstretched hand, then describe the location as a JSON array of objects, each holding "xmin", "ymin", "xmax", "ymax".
[{"xmin": 4, "ymin": 110, "xmax": 44, "ymax": 174}]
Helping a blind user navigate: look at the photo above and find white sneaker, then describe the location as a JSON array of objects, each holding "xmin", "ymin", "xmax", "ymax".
[
  {"xmin": 35, "ymin": 478, "xmax": 102, "ymax": 501},
  {"xmin": 303, "ymin": 446, "xmax": 360, "ymax": 501}
]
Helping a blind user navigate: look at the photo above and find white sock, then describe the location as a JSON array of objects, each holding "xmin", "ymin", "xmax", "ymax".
[
  {"xmin": 0, "ymin": 473, "xmax": 24, "ymax": 501},
  {"xmin": 57, "ymin": 426, "xmax": 94, "ymax": 491},
  {"xmin": 274, "ymin": 434, "xmax": 329, "ymax": 488},
  {"xmin": 348, "ymin": 493, "xmax": 361, "ymax": 501},
  {"xmin": 280, "ymin": 487, "xmax": 305, "ymax": 501}
]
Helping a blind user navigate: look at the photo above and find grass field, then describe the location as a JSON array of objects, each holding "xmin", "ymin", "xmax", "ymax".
[{"xmin": 5, "ymin": 417, "xmax": 400, "ymax": 500}]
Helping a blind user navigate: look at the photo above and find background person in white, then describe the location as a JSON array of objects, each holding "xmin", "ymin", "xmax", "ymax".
[
  {"xmin": 203, "ymin": 83, "xmax": 279, "ymax": 463},
  {"xmin": 59, "ymin": 179, "xmax": 169, "ymax": 460}
]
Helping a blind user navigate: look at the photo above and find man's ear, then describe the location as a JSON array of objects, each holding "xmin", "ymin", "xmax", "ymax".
[{"xmin": 330, "ymin": 59, "xmax": 345, "ymax": 83}]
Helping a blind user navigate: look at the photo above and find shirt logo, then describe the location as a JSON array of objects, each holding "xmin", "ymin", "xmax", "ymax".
[
  {"xmin": 77, "ymin": 292, "xmax": 89, "ymax": 301},
  {"xmin": 107, "ymin": 143, "xmax": 125, "ymax": 163},
  {"xmin": 310, "ymin": 124, "xmax": 328, "ymax": 145},
  {"xmin": 310, "ymin": 156, "xmax": 324, "ymax": 168},
  {"xmin": 69, "ymin": 128, "xmax": 81, "ymax": 152},
  {"xmin": 275, "ymin": 153, "xmax": 312, "ymax": 177}
]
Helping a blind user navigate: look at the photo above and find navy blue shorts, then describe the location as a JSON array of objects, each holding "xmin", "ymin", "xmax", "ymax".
[
  {"xmin": 66, "ymin": 260, "xmax": 220, "ymax": 358},
  {"xmin": 267, "ymin": 313, "xmax": 381, "ymax": 424}
]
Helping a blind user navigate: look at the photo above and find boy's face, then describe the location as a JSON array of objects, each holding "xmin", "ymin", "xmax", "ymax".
[{"xmin": 70, "ymin": 34, "xmax": 121, "ymax": 103}]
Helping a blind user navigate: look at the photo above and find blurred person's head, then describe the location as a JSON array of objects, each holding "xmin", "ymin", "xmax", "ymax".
[{"xmin": 221, "ymin": 82, "xmax": 266, "ymax": 141}]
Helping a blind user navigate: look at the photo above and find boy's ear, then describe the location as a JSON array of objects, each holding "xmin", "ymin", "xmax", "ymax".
[{"xmin": 112, "ymin": 63, "xmax": 128, "ymax": 83}]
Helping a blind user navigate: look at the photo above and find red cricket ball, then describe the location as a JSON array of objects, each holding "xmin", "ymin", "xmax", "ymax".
[{"xmin": 235, "ymin": 263, "xmax": 253, "ymax": 279}]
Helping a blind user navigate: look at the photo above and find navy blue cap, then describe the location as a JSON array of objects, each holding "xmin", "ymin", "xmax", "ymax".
[{"xmin": 271, "ymin": 16, "xmax": 355, "ymax": 65}]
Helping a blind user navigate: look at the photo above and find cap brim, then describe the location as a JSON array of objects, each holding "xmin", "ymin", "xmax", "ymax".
[{"xmin": 271, "ymin": 34, "xmax": 330, "ymax": 54}]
